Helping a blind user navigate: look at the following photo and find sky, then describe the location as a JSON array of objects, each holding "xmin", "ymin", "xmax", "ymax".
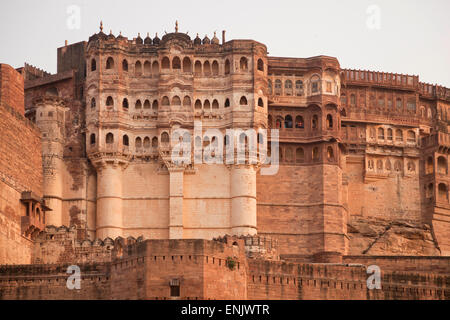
[{"xmin": 0, "ymin": 0, "xmax": 449, "ymax": 87}]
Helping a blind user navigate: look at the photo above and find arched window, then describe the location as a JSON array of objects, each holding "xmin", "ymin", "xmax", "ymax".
[
  {"xmin": 312, "ymin": 115, "xmax": 319, "ymax": 130},
  {"xmin": 378, "ymin": 128, "xmax": 384, "ymax": 140},
  {"xmin": 275, "ymin": 118, "xmax": 282, "ymax": 129},
  {"xmin": 122, "ymin": 98, "xmax": 129, "ymax": 110},
  {"xmin": 161, "ymin": 96, "xmax": 170, "ymax": 106},
  {"xmin": 90, "ymin": 98, "xmax": 96, "ymax": 109},
  {"xmin": 386, "ymin": 160, "xmax": 392, "ymax": 171},
  {"xmin": 135, "ymin": 100, "xmax": 142, "ymax": 109},
  {"xmin": 122, "ymin": 60, "xmax": 128, "ymax": 72},
  {"xmin": 350, "ymin": 94, "xmax": 356, "ymax": 106},
  {"xmin": 224, "ymin": 98, "xmax": 230, "ymax": 108},
  {"xmin": 295, "ymin": 80, "xmax": 303, "ymax": 96},
  {"xmin": 284, "ymin": 115, "xmax": 293, "ymax": 128},
  {"xmin": 203, "ymin": 61, "xmax": 211, "ymax": 75},
  {"xmin": 396, "ymin": 98, "xmax": 403, "ymax": 109},
  {"xmin": 194, "ymin": 61, "xmax": 202, "ymax": 75},
  {"xmin": 106, "ymin": 133, "xmax": 114, "ymax": 144},
  {"xmin": 204, "ymin": 100, "xmax": 211, "ymax": 110},
  {"xmin": 90, "ymin": 133, "xmax": 96, "ymax": 145},
  {"xmin": 106, "ymin": 96, "xmax": 114, "ymax": 107},
  {"xmin": 427, "ymin": 183, "xmax": 434, "ymax": 198},
  {"xmin": 135, "ymin": 137, "xmax": 142, "ymax": 149},
  {"xmin": 285, "ymin": 148, "xmax": 293, "ymax": 162},
  {"xmin": 438, "ymin": 156, "xmax": 447, "ymax": 174},
  {"xmin": 407, "ymin": 99, "xmax": 416, "ymax": 112},
  {"xmin": 212, "ymin": 99, "xmax": 219, "ymax": 109},
  {"xmin": 274, "ymin": 79, "xmax": 282, "ymax": 95},
  {"xmin": 195, "ymin": 99, "xmax": 202, "ymax": 109},
  {"xmin": 183, "ymin": 96, "xmax": 191, "ymax": 107},
  {"xmin": 161, "ymin": 57, "xmax": 170, "ymax": 69},
  {"xmin": 326, "ymin": 114, "xmax": 333, "ymax": 129},
  {"xmin": 183, "ymin": 57, "xmax": 192, "ymax": 72},
  {"xmin": 395, "ymin": 129, "xmax": 403, "ymax": 142},
  {"xmin": 268, "ymin": 115, "xmax": 273, "ymax": 129},
  {"xmin": 296, "ymin": 148, "xmax": 304, "ymax": 163},
  {"xmin": 172, "ymin": 57, "xmax": 181, "ymax": 69},
  {"xmin": 377, "ymin": 160, "xmax": 383, "ymax": 171},
  {"xmin": 152, "ymin": 61, "xmax": 159, "ymax": 75},
  {"xmin": 123, "ymin": 135, "xmax": 129, "ymax": 146},
  {"xmin": 312, "ymin": 147, "xmax": 320, "ymax": 161},
  {"xmin": 257, "ymin": 59, "xmax": 264, "ymax": 72},
  {"xmin": 387, "ymin": 128, "xmax": 392, "ymax": 141},
  {"xmin": 144, "ymin": 61, "xmax": 151, "ymax": 75},
  {"xmin": 258, "ymin": 98, "xmax": 264, "ymax": 108},
  {"xmin": 285, "ymin": 80, "xmax": 293, "ymax": 96},
  {"xmin": 91, "ymin": 59, "xmax": 97, "ymax": 71},
  {"xmin": 327, "ymin": 146, "xmax": 334, "ymax": 161},
  {"xmin": 310, "ymin": 75, "xmax": 321, "ymax": 94},
  {"xmin": 172, "ymin": 96, "xmax": 181, "ymax": 106},
  {"xmin": 426, "ymin": 157, "xmax": 434, "ymax": 174},
  {"xmin": 161, "ymin": 132, "xmax": 170, "ymax": 145},
  {"xmin": 268, "ymin": 80, "xmax": 273, "ymax": 95},
  {"xmin": 152, "ymin": 137, "xmax": 158, "ymax": 148},
  {"xmin": 438, "ymin": 183, "xmax": 448, "ymax": 202},
  {"xmin": 143, "ymin": 137, "xmax": 150, "ymax": 149},
  {"xmin": 225, "ymin": 59, "xmax": 230, "ymax": 75},
  {"xmin": 240, "ymin": 96, "xmax": 248, "ymax": 105},
  {"xmin": 240, "ymin": 57, "xmax": 248, "ymax": 70},
  {"xmin": 135, "ymin": 61, "xmax": 142, "ymax": 76},
  {"xmin": 394, "ymin": 160, "xmax": 402, "ymax": 172},
  {"xmin": 295, "ymin": 116, "xmax": 304, "ymax": 129},
  {"xmin": 106, "ymin": 57, "xmax": 114, "ymax": 70},
  {"xmin": 212, "ymin": 61, "xmax": 219, "ymax": 75},
  {"xmin": 144, "ymin": 100, "xmax": 151, "ymax": 109},
  {"xmin": 407, "ymin": 130, "xmax": 416, "ymax": 143}
]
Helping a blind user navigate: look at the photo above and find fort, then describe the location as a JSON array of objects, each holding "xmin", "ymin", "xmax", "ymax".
[{"xmin": 0, "ymin": 22, "xmax": 449, "ymax": 299}]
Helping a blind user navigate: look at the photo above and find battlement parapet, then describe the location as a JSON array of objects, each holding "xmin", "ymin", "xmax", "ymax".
[
  {"xmin": 343, "ymin": 68, "xmax": 450, "ymax": 101},
  {"xmin": 16, "ymin": 63, "xmax": 51, "ymax": 81},
  {"xmin": 214, "ymin": 234, "xmax": 279, "ymax": 260}
]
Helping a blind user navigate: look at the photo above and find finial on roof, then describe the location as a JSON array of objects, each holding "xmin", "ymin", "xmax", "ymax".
[
  {"xmin": 175, "ymin": 20, "xmax": 179, "ymax": 33},
  {"xmin": 100, "ymin": 21, "xmax": 103, "ymax": 32},
  {"xmin": 110, "ymin": 30, "xmax": 112, "ymax": 35}
]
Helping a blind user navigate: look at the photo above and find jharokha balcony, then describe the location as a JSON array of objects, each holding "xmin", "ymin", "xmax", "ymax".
[{"xmin": 20, "ymin": 191, "xmax": 51, "ymax": 239}]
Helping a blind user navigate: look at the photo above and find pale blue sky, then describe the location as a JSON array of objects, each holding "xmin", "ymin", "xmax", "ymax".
[{"xmin": 0, "ymin": 0, "xmax": 449, "ymax": 87}]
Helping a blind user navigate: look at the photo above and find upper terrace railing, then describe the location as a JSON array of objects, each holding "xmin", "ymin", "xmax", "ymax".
[
  {"xmin": 343, "ymin": 69, "xmax": 450, "ymax": 100},
  {"xmin": 342, "ymin": 69, "xmax": 418, "ymax": 89}
]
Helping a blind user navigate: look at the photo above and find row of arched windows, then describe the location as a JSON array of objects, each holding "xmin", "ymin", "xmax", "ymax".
[
  {"xmin": 277, "ymin": 145, "xmax": 335, "ymax": 163},
  {"xmin": 367, "ymin": 158, "xmax": 414, "ymax": 173},
  {"xmin": 91, "ymin": 132, "xmax": 170, "ymax": 148},
  {"xmin": 268, "ymin": 76, "xmax": 322, "ymax": 96},
  {"xmin": 425, "ymin": 156, "xmax": 448, "ymax": 175},
  {"xmin": 426, "ymin": 183, "xmax": 449, "ymax": 202},
  {"xmin": 343, "ymin": 93, "xmax": 418, "ymax": 113},
  {"xmin": 268, "ymin": 114, "xmax": 333, "ymax": 130},
  {"xmin": 269, "ymin": 79, "xmax": 304, "ymax": 96},
  {"xmin": 369, "ymin": 128, "xmax": 416, "ymax": 143},
  {"xmin": 91, "ymin": 56, "xmax": 261, "ymax": 76},
  {"xmin": 91, "ymin": 95, "xmax": 258, "ymax": 111}
]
